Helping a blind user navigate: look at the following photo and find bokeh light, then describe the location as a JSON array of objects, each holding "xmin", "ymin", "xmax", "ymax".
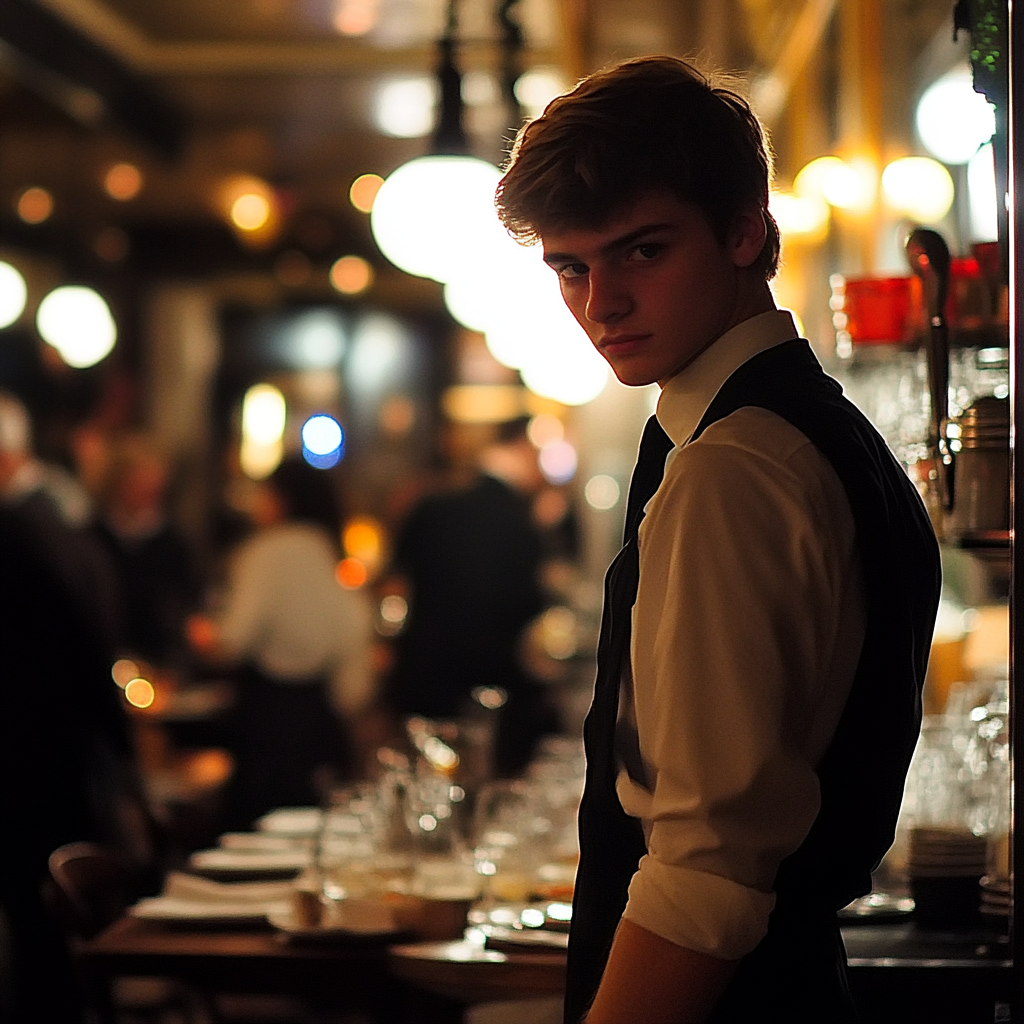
[
  {"xmin": 769, "ymin": 190, "xmax": 829, "ymax": 240},
  {"xmin": 17, "ymin": 187, "xmax": 53, "ymax": 224},
  {"xmin": 916, "ymin": 66, "xmax": 996, "ymax": 165},
  {"xmin": 373, "ymin": 77, "xmax": 436, "ymax": 138},
  {"xmin": 242, "ymin": 383, "xmax": 287, "ymax": 446},
  {"xmin": 527, "ymin": 413, "xmax": 564, "ymax": 449},
  {"xmin": 584, "ymin": 474, "xmax": 621, "ymax": 510},
  {"xmin": 240, "ymin": 438, "xmax": 283, "ymax": 480},
  {"xmin": 344, "ymin": 516, "xmax": 384, "ymax": 567},
  {"xmin": 881, "ymin": 157, "xmax": 954, "ymax": 223},
  {"xmin": 968, "ymin": 143, "xmax": 998, "ymax": 242},
  {"xmin": 124, "ymin": 677, "xmax": 155, "ymax": 708},
  {"xmin": 0, "ymin": 262, "xmax": 27, "ymax": 328},
  {"xmin": 111, "ymin": 658, "xmax": 140, "ymax": 688},
  {"xmin": 350, "ymin": 173, "xmax": 384, "ymax": 213},
  {"xmin": 36, "ymin": 286, "xmax": 117, "ymax": 368},
  {"xmin": 538, "ymin": 440, "xmax": 578, "ymax": 484},
  {"xmin": 336, "ymin": 557, "xmax": 369, "ymax": 588},
  {"xmin": 330, "ymin": 255, "xmax": 374, "ymax": 295},
  {"xmin": 514, "ymin": 67, "xmax": 569, "ymax": 119},
  {"xmin": 231, "ymin": 192, "xmax": 271, "ymax": 231},
  {"xmin": 332, "ymin": 0, "xmax": 379, "ymax": 35},
  {"xmin": 301, "ymin": 413, "xmax": 344, "ymax": 468},
  {"xmin": 371, "ymin": 155, "xmax": 506, "ymax": 282},
  {"xmin": 104, "ymin": 163, "xmax": 143, "ymax": 201}
]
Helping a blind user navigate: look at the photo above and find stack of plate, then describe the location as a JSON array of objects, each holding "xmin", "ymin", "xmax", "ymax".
[
  {"xmin": 979, "ymin": 875, "xmax": 1011, "ymax": 920},
  {"xmin": 908, "ymin": 827, "xmax": 987, "ymax": 928},
  {"xmin": 908, "ymin": 828, "xmax": 988, "ymax": 878}
]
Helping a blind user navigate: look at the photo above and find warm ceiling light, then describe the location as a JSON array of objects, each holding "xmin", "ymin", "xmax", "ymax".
[
  {"xmin": 373, "ymin": 78, "xmax": 436, "ymax": 138},
  {"xmin": 769, "ymin": 190, "xmax": 830, "ymax": 239},
  {"xmin": 16, "ymin": 187, "xmax": 53, "ymax": 224},
  {"xmin": 332, "ymin": 0, "xmax": 379, "ymax": 36},
  {"xmin": 514, "ymin": 67, "xmax": 569, "ymax": 119},
  {"xmin": 218, "ymin": 176, "xmax": 279, "ymax": 243},
  {"xmin": 231, "ymin": 192, "xmax": 271, "ymax": 231},
  {"xmin": 124, "ymin": 677, "xmax": 155, "ymax": 709},
  {"xmin": 349, "ymin": 173, "xmax": 384, "ymax": 213},
  {"xmin": 881, "ymin": 157, "xmax": 955, "ymax": 223},
  {"xmin": 0, "ymin": 262, "xmax": 27, "ymax": 329},
  {"xmin": 330, "ymin": 255, "xmax": 374, "ymax": 295},
  {"xmin": 916, "ymin": 66, "xmax": 996, "ymax": 165},
  {"xmin": 104, "ymin": 163, "xmax": 143, "ymax": 201},
  {"xmin": 796, "ymin": 156, "xmax": 876, "ymax": 213},
  {"xmin": 36, "ymin": 286, "xmax": 117, "ymax": 368},
  {"xmin": 241, "ymin": 383, "xmax": 287, "ymax": 446}
]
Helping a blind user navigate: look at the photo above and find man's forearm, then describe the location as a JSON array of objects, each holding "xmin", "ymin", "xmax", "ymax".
[{"xmin": 584, "ymin": 918, "xmax": 738, "ymax": 1024}]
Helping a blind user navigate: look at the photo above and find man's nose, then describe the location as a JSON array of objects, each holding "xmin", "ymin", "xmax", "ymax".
[{"xmin": 585, "ymin": 267, "xmax": 631, "ymax": 324}]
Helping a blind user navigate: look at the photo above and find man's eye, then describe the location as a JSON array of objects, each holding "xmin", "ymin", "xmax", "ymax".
[
  {"xmin": 556, "ymin": 263, "xmax": 588, "ymax": 280},
  {"xmin": 631, "ymin": 243, "xmax": 662, "ymax": 261}
]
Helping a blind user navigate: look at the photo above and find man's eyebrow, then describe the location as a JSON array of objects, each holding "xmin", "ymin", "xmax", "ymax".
[{"xmin": 543, "ymin": 221, "xmax": 676, "ymax": 266}]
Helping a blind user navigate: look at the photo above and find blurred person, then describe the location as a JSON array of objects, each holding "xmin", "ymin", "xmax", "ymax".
[
  {"xmin": 0, "ymin": 502, "xmax": 156, "ymax": 1022},
  {"xmin": 92, "ymin": 431, "xmax": 199, "ymax": 672},
  {"xmin": 189, "ymin": 458, "xmax": 374, "ymax": 829},
  {"xmin": 0, "ymin": 390, "xmax": 120, "ymax": 654},
  {"xmin": 496, "ymin": 56, "xmax": 941, "ymax": 1023},
  {"xmin": 384, "ymin": 418, "xmax": 561, "ymax": 776}
]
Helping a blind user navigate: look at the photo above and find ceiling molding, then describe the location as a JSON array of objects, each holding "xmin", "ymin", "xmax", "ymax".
[{"xmin": 33, "ymin": 0, "xmax": 555, "ymax": 76}]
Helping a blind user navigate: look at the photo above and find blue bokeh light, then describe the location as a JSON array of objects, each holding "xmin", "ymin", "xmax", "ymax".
[{"xmin": 301, "ymin": 414, "xmax": 344, "ymax": 469}]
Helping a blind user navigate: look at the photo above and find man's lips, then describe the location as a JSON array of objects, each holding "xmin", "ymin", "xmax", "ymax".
[{"xmin": 598, "ymin": 333, "xmax": 651, "ymax": 355}]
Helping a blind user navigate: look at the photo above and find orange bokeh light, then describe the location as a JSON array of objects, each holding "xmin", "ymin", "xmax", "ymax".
[
  {"xmin": 336, "ymin": 557, "xmax": 368, "ymax": 589},
  {"xmin": 17, "ymin": 187, "xmax": 53, "ymax": 224},
  {"xmin": 112, "ymin": 658, "xmax": 140, "ymax": 688},
  {"xmin": 349, "ymin": 173, "xmax": 384, "ymax": 213},
  {"xmin": 330, "ymin": 255, "xmax": 374, "ymax": 295},
  {"xmin": 104, "ymin": 163, "xmax": 143, "ymax": 201},
  {"xmin": 124, "ymin": 677, "xmax": 155, "ymax": 709}
]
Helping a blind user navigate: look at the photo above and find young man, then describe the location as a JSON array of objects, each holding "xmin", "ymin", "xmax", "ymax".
[{"xmin": 496, "ymin": 57, "xmax": 941, "ymax": 1023}]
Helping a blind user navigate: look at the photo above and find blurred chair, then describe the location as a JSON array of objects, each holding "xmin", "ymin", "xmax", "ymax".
[{"xmin": 44, "ymin": 842, "xmax": 204, "ymax": 1024}]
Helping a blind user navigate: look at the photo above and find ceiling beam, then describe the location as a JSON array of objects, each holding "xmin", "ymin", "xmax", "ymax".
[
  {"xmin": 34, "ymin": 0, "xmax": 557, "ymax": 76},
  {"xmin": 0, "ymin": 0, "xmax": 185, "ymax": 157}
]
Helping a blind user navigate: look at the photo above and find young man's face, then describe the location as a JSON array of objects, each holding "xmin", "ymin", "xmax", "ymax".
[{"xmin": 541, "ymin": 192, "xmax": 766, "ymax": 387}]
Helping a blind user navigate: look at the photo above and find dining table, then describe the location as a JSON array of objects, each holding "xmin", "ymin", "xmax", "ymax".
[{"xmin": 77, "ymin": 906, "xmax": 1011, "ymax": 1024}]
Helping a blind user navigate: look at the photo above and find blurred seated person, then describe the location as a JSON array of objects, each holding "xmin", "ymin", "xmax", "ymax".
[
  {"xmin": 0, "ymin": 390, "xmax": 120, "ymax": 654},
  {"xmin": 92, "ymin": 431, "xmax": 199, "ymax": 673},
  {"xmin": 189, "ymin": 458, "xmax": 375, "ymax": 828},
  {"xmin": 384, "ymin": 418, "xmax": 561, "ymax": 776},
  {"xmin": 0, "ymin": 503, "xmax": 157, "ymax": 1022}
]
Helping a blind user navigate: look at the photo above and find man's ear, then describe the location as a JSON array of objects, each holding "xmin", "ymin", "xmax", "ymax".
[{"xmin": 730, "ymin": 205, "xmax": 767, "ymax": 269}]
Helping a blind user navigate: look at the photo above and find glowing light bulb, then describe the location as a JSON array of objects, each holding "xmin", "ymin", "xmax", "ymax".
[
  {"xmin": 916, "ymin": 67, "xmax": 996, "ymax": 165},
  {"xmin": 241, "ymin": 384, "xmax": 287, "ymax": 446},
  {"xmin": 301, "ymin": 414, "xmax": 344, "ymax": 468},
  {"xmin": 231, "ymin": 193, "xmax": 271, "ymax": 231},
  {"xmin": 104, "ymin": 163, "xmax": 143, "ymax": 201},
  {"xmin": 17, "ymin": 187, "xmax": 53, "ymax": 224},
  {"xmin": 0, "ymin": 262, "xmax": 27, "ymax": 329},
  {"xmin": 881, "ymin": 157, "xmax": 955, "ymax": 223},
  {"xmin": 36, "ymin": 286, "xmax": 117, "ymax": 368},
  {"xmin": 330, "ymin": 255, "xmax": 374, "ymax": 295},
  {"xmin": 349, "ymin": 173, "xmax": 384, "ymax": 213}
]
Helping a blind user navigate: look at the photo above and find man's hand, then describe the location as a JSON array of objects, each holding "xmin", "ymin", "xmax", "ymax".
[{"xmin": 584, "ymin": 918, "xmax": 738, "ymax": 1024}]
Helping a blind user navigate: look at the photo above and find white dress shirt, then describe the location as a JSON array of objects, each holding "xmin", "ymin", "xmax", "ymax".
[
  {"xmin": 216, "ymin": 523, "xmax": 376, "ymax": 716},
  {"xmin": 616, "ymin": 309, "xmax": 867, "ymax": 959}
]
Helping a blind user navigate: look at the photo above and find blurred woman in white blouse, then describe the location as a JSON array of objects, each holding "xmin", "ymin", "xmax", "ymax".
[{"xmin": 190, "ymin": 458, "xmax": 374, "ymax": 829}]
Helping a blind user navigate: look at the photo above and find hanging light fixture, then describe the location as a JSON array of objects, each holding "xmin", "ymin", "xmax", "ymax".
[{"xmin": 370, "ymin": 0, "xmax": 607, "ymax": 406}]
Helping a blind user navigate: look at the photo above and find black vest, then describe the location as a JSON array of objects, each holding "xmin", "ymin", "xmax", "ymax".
[{"xmin": 565, "ymin": 340, "xmax": 941, "ymax": 1023}]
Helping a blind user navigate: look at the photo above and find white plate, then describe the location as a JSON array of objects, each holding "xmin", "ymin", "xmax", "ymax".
[
  {"xmin": 187, "ymin": 848, "xmax": 310, "ymax": 877},
  {"xmin": 130, "ymin": 896, "xmax": 291, "ymax": 926},
  {"xmin": 256, "ymin": 807, "xmax": 323, "ymax": 837}
]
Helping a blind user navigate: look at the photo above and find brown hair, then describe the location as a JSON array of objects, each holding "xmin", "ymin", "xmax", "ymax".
[{"xmin": 496, "ymin": 55, "xmax": 781, "ymax": 279}]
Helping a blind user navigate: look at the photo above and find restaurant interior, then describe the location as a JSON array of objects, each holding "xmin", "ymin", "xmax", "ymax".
[{"xmin": 0, "ymin": 0, "xmax": 1017, "ymax": 1020}]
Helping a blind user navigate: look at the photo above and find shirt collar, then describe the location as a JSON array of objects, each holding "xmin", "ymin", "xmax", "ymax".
[{"xmin": 656, "ymin": 309, "xmax": 800, "ymax": 447}]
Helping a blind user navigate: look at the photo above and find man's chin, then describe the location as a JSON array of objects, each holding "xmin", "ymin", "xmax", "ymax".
[{"xmin": 609, "ymin": 364, "xmax": 658, "ymax": 388}]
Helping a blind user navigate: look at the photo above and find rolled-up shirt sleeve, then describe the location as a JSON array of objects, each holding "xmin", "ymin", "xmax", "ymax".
[{"xmin": 619, "ymin": 407, "xmax": 865, "ymax": 960}]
